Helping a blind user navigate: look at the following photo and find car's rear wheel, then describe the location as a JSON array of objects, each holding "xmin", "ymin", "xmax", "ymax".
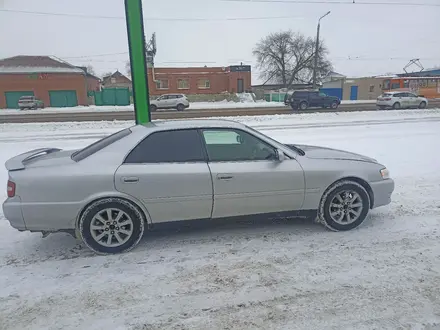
[
  {"xmin": 419, "ymin": 101, "xmax": 427, "ymax": 109},
  {"xmin": 79, "ymin": 198, "xmax": 145, "ymax": 254},
  {"xmin": 299, "ymin": 102, "xmax": 308, "ymax": 110},
  {"xmin": 318, "ymin": 180, "xmax": 370, "ymax": 231},
  {"xmin": 176, "ymin": 103, "xmax": 185, "ymax": 111},
  {"xmin": 331, "ymin": 101, "xmax": 339, "ymax": 109},
  {"xmin": 392, "ymin": 102, "xmax": 400, "ymax": 110},
  {"xmin": 150, "ymin": 104, "xmax": 157, "ymax": 112}
]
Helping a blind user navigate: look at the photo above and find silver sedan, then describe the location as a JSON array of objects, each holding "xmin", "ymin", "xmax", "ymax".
[{"xmin": 3, "ymin": 119, "xmax": 395, "ymax": 254}]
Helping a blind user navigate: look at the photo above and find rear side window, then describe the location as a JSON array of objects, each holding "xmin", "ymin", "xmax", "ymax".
[
  {"xmin": 72, "ymin": 128, "xmax": 131, "ymax": 162},
  {"xmin": 124, "ymin": 129, "xmax": 205, "ymax": 163}
]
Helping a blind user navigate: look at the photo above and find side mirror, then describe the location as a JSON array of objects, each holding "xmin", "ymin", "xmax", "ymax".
[
  {"xmin": 236, "ymin": 135, "xmax": 244, "ymax": 144},
  {"xmin": 275, "ymin": 149, "xmax": 285, "ymax": 162}
]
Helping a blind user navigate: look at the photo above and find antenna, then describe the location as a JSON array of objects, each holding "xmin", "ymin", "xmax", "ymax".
[
  {"xmin": 145, "ymin": 32, "xmax": 157, "ymax": 68},
  {"xmin": 403, "ymin": 58, "xmax": 424, "ymax": 74}
]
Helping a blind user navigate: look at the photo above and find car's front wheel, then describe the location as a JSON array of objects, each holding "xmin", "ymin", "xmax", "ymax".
[
  {"xmin": 79, "ymin": 198, "xmax": 145, "ymax": 254},
  {"xmin": 330, "ymin": 101, "xmax": 339, "ymax": 109},
  {"xmin": 150, "ymin": 104, "xmax": 157, "ymax": 112},
  {"xmin": 318, "ymin": 180, "xmax": 370, "ymax": 231}
]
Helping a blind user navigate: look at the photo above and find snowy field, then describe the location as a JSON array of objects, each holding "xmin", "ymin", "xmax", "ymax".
[
  {"xmin": 1, "ymin": 109, "xmax": 440, "ymax": 330},
  {"xmin": 0, "ymin": 99, "xmax": 377, "ymax": 114}
]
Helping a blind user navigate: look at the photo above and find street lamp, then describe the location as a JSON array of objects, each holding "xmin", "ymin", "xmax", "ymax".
[{"xmin": 312, "ymin": 11, "xmax": 331, "ymax": 90}]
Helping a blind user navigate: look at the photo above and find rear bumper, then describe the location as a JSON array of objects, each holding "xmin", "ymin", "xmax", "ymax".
[
  {"xmin": 376, "ymin": 101, "xmax": 393, "ymax": 108},
  {"xmin": 2, "ymin": 197, "xmax": 26, "ymax": 230},
  {"xmin": 370, "ymin": 179, "xmax": 395, "ymax": 208}
]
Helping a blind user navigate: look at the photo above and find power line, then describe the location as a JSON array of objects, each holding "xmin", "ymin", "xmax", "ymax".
[
  {"xmin": 0, "ymin": 8, "xmax": 304, "ymax": 21},
  {"xmin": 220, "ymin": 0, "xmax": 440, "ymax": 7}
]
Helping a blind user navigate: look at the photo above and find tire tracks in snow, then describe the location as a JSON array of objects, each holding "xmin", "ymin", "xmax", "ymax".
[{"xmin": 1, "ymin": 116, "xmax": 440, "ymax": 143}]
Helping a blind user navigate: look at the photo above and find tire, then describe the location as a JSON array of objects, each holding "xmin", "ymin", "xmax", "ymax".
[
  {"xmin": 299, "ymin": 102, "xmax": 308, "ymax": 110},
  {"xmin": 176, "ymin": 103, "xmax": 185, "ymax": 111},
  {"xmin": 419, "ymin": 101, "xmax": 426, "ymax": 109},
  {"xmin": 79, "ymin": 198, "xmax": 145, "ymax": 255},
  {"xmin": 331, "ymin": 101, "xmax": 339, "ymax": 109},
  {"xmin": 150, "ymin": 104, "xmax": 157, "ymax": 112},
  {"xmin": 392, "ymin": 102, "xmax": 400, "ymax": 110},
  {"xmin": 318, "ymin": 180, "xmax": 370, "ymax": 232}
]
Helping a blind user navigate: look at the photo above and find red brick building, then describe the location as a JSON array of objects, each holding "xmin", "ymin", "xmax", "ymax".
[
  {"xmin": 148, "ymin": 65, "xmax": 251, "ymax": 96},
  {"xmin": 0, "ymin": 56, "xmax": 96, "ymax": 109}
]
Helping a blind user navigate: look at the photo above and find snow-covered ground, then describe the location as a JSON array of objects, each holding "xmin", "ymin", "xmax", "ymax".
[
  {"xmin": 0, "ymin": 99, "xmax": 377, "ymax": 114},
  {"xmin": 1, "ymin": 110, "xmax": 440, "ymax": 330}
]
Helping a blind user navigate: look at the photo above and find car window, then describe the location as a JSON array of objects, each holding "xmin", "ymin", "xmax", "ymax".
[
  {"xmin": 201, "ymin": 129, "xmax": 276, "ymax": 162},
  {"xmin": 72, "ymin": 128, "xmax": 132, "ymax": 162},
  {"xmin": 124, "ymin": 129, "xmax": 205, "ymax": 163},
  {"xmin": 408, "ymin": 93, "xmax": 417, "ymax": 97},
  {"xmin": 319, "ymin": 92, "xmax": 327, "ymax": 97},
  {"xmin": 160, "ymin": 95, "xmax": 168, "ymax": 100}
]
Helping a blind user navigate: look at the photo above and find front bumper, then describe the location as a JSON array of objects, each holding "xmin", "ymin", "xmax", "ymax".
[
  {"xmin": 370, "ymin": 179, "xmax": 395, "ymax": 208},
  {"xmin": 2, "ymin": 196, "xmax": 26, "ymax": 230}
]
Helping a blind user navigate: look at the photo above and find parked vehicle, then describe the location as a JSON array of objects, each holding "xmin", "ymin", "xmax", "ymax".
[
  {"xmin": 284, "ymin": 90, "xmax": 341, "ymax": 110},
  {"xmin": 376, "ymin": 92, "xmax": 428, "ymax": 110},
  {"xmin": 3, "ymin": 119, "xmax": 394, "ymax": 254},
  {"xmin": 149, "ymin": 94, "xmax": 189, "ymax": 112},
  {"xmin": 18, "ymin": 96, "xmax": 44, "ymax": 110}
]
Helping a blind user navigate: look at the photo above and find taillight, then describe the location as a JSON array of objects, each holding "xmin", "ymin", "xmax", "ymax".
[
  {"xmin": 7, "ymin": 180, "xmax": 16, "ymax": 198},
  {"xmin": 383, "ymin": 98, "xmax": 391, "ymax": 101}
]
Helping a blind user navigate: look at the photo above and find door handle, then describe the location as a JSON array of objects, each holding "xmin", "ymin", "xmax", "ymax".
[
  {"xmin": 217, "ymin": 174, "xmax": 234, "ymax": 180},
  {"xmin": 122, "ymin": 177, "xmax": 139, "ymax": 183}
]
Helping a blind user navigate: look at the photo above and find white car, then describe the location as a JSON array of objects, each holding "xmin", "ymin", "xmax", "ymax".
[
  {"xmin": 150, "ymin": 94, "xmax": 190, "ymax": 112},
  {"xmin": 376, "ymin": 92, "xmax": 428, "ymax": 110}
]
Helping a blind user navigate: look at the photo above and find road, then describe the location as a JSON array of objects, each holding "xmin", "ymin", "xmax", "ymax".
[
  {"xmin": 2, "ymin": 100, "xmax": 440, "ymax": 123},
  {"xmin": 1, "ymin": 111, "xmax": 440, "ymax": 330}
]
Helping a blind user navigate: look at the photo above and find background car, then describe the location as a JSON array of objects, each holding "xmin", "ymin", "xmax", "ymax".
[
  {"xmin": 18, "ymin": 96, "xmax": 45, "ymax": 110},
  {"xmin": 149, "ymin": 94, "xmax": 189, "ymax": 112},
  {"xmin": 284, "ymin": 90, "xmax": 340, "ymax": 110},
  {"xmin": 3, "ymin": 120, "xmax": 394, "ymax": 255},
  {"xmin": 376, "ymin": 92, "xmax": 428, "ymax": 110}
]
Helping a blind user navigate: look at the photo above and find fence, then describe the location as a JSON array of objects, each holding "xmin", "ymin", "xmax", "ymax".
[{"xmin": 90, "ymin": 88, "xmax": 131, "ymax": 106}]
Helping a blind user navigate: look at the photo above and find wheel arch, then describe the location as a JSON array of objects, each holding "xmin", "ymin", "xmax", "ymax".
[
  {"xmin": 75, "ymin": 193, "xmax": 152, "ymax": 231},
  {"xmin": 323, "ymin": 176, "xmax": 374, "ymax": 209}
]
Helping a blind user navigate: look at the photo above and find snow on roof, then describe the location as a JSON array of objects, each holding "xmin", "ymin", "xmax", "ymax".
[
  {"xmin": 0, "ymin": 66, "xmax": 85, "ymax": 74},
  {"xmin": 0, "ymin": 55, "xmax": 85, "ymax": 74}
]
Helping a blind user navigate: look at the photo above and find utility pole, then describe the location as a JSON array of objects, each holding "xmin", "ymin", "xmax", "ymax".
[
  {"xmin": 312, "ymin": 11, "xmax": 331, "ymax": 90},
  {"xmin": 125, "ymin": 0, "xmax": 151, "ymax": 124}
]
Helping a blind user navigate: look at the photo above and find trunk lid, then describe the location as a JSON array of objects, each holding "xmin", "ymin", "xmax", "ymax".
[{"xmin": 5, "ymin": 148, "xmax": 76, "ymax": 171}]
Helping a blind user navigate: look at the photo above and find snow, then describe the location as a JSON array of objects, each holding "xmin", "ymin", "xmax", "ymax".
[
  {"xmin": 1, "ymin": 110, "xmax": 440, "ymax": 329},
  {"xmin": 0, "ymin": 99, "xmax": 377, "ymax": 114}
]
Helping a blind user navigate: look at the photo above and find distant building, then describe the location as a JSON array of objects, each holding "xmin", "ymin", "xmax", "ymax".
[
  {"xmin": 147, "ymin": 65, "xmax": 251, "ymax": 96},
  {"xmin": 0, "ymin": 55, "xmax": 90, "ymax": 109},
  {"xmin": 342, "ymin": 77, "xmax": 384, "ymax": 100},
  {"xmin": 75, "ymin": 66, "xmax": 101, "ymax": 92},
  {"xmin": 102, "ymin": 70, "xmax": 132, "ymax": 90}
]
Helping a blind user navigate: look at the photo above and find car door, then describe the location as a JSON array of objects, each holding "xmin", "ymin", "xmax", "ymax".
[
  {"xmin": 309, "ymin": 92, "xmax": 322, "ymax": 107},
  {"xmin": 115, "ymin": 129, "xmax": 213, "ymax": 223},
  {"xmin": 157, "ymin": 95, "xmax": 169, "ymax": 108},
  {"xmin": 395, "ymin": 93, "xmax": 408, "ymax": 108},
  {"xmin": 200, "ymin": 128, "xmax": 305, "ymax": 219},
  {"xmin": 406, "ymin": 92, "xmax": 419, "ymax": 108}
]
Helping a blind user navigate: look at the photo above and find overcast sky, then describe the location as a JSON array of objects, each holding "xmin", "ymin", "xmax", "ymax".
[{"xmin": 0, "ymin": 0, "xmax": 439, "ymax": 83}]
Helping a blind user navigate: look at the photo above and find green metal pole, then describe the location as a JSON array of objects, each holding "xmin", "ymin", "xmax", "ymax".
[{"xmin": 125, "ymin": 0, "xmax": 151, "ymax": 124}]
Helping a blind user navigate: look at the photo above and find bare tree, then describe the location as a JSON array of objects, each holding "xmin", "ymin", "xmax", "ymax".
[
  {"xmin": 102, "ymin": 72, "xmax": 113, "ymax": 79},
  {"xmin": 253, "ymin": 30, "xmax": 332, "ymax": 88},
  {"xmin": 86, "ymin": 65, "xmax": 96, "ymax": 76},
  {"xmin": 125, "ymin": 61, "xmax": 131, "ymax": 76}
]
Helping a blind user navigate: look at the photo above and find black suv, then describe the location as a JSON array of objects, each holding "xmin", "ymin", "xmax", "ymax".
[{"xmin": 284, "ymin": 90, "xmax": 340, "ymax": 110}]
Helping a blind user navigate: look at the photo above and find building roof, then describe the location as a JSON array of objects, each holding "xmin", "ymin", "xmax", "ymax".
[
  {"xmin": 102, "ymin": 70, "xmax": 131, "ymax": 84},
  {"xmin": 0, "ymin": 55, "xmax": 85, "ymax": 74}
]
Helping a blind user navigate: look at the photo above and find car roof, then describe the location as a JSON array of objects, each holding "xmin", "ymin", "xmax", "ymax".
[{"xmin": 140, "ymin": 119, "xmax": 245, "ymax": 130}]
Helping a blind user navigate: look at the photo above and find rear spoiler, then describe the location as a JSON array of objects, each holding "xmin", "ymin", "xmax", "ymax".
[{"xmin": 5, "ymin": 148, "xmax": 61, "ymax": 171}]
